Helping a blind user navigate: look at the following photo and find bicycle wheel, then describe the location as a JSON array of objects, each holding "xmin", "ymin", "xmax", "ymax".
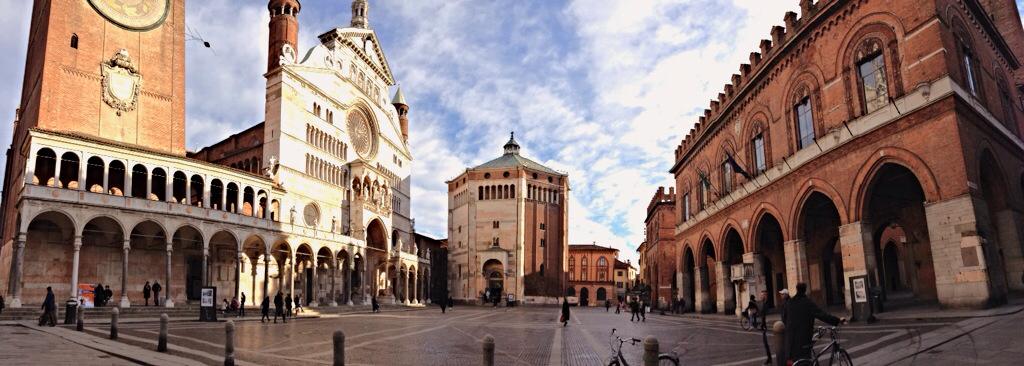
[
  {"xmin": 740, "ymin": 316, "xmax": 751, "ymax": 331},
  {"xmin": 791, "ymin": 359, "xmax": 816, "ymax": 366},
  {"xmin": 828, "ymin": 349, "xmax": 853, "ymax": 366},
  {"xmin": 658, "ymin": 354, "xmax": 680, "ymax": 366},
  {"xmin": 606, "ymin": 358, "xmax": 622, "ymax": 366}
]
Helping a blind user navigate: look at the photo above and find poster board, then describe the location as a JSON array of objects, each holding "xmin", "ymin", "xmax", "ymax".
[{"xmin": 199, "ymin": 287, "xmax": 217, "ymax": 322}]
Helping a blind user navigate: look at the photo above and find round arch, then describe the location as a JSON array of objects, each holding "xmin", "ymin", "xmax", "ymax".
[
  {"xmin": 850, "ymin": 147, "xmax": 941, "ymax": 221},
  {"xmin": 789, "ymin": 178, "xmax": 849, "ymax": 237}
]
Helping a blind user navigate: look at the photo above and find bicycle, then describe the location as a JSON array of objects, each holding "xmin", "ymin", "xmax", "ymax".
[
  {"xmin": 791, "ymin": 326, "xmax": 853, "ymax": 366},
  {"xmin": 606, "ymin": 329, "xmax": 680, "ymax": 366},
  {"xmin": 739, "ymin": 311, "xmax": 758, "ymax": 331}
]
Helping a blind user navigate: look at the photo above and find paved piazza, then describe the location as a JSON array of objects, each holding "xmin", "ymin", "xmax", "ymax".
[{"xmin": 72, "ymin": 306, "xmax": 957, "ymax": 365}]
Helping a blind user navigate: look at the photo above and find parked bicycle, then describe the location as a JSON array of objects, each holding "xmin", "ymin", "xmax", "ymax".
[
  {"xmin": 606, "ymin": 329, "xmax": 680, "ymax": 366},
  {"xmin": 791, "ymin": 325, "xmax": 852, "ymax": 366}
]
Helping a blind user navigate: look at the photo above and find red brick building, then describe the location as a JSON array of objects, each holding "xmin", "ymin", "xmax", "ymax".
[
  {"xmin": 568, "ymin": 244, "xmax": 618, "ymax": 306},
  {"xmin": 638, "ymin": 187, "xmax": 679, "ymax": 309},
  {"xmin": 668, "ymin": 0, "xmax": 1024, "ymax": 315}
]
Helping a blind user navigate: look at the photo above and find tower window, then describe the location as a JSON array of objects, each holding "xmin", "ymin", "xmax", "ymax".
[{"xmin": 70, "ymin": 34, "xmax": 79, "ymax": 49}]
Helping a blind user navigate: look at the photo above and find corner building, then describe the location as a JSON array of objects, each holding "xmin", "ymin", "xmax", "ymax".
[
  {"xmin": 670, "ymin": 0, "xmax": 1024, "ymax": 314},
  {"xmin": 567, "ymin": 243, "xmax": 618, "ymax": 307},
  {"xmin": 447, "ymin": 135, "xmax": 568, "ymax": 304},
  {"xmin": 637, "ymin": 187, "xmax": 679, "ymax": 309},
  {"xmin": 0, "ymin": 0, "xmax": 431, "ymax": 309}
]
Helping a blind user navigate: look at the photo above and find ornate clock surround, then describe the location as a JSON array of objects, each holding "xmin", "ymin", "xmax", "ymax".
[{"xmin": 88, "ymin": 0, "xmax": 171, "ymax": 31}]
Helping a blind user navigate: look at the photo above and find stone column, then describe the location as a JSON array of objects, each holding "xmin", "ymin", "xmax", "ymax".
[
  {"xmin": 145, "ymin": 171, "xmax": 152, "ymax": 198},
  {"xmin": 202, "ymin": 176, "xmax": 211, "ymax": 208},
  {"xmin": 288, "ymin": 255, "xmax": 295, "ymax": 297},
  {"xmin": 7, "ymin": 234, "xmax": 25, "ymax": 307},
  {"xmin": 329, "ymin": 260, "xmax": 338, "ymax": 306},
  {"xmin": 692, "ymin": 264, "xmax": 708, "ymax": 311},
  {"xmin": 838, "ymin": 221, "xmax": 877, "ymax": 311},
  {"xmin": 924, "ymin": 196, "xmax": 998, "ymax": 308},
  {"xmin": 124, "ymin": 165, "xmax": 132, "ymax": 196},
  {"xmin": 165, "ymin": 170, "xmax": 173, "ymax": 202},
  {"xmin": 346, "ymin": 263, "xmax": 354, "ymax": 306},
  {"xmin": 411, "ymin": 271, "xmax": 418, "ymax": 304},
  {"xmin": 120, "ymin": 240, "xmax": 131, "ymax": 308},
  {"xmin": 235, "ymin": 253, "xmax": 242, "ymax": 299},
  {"xmin": 53, "ymin": 155, "xmax": 62, "ymax": 187},
  {"xmin": 165, "ymin": 241, "xmax": 174, "ymax": 307},
  {"xmin": 185, "ymin": 177, "xmax": 191, "ymax": 205},
  {"xmin": 715, "ymin": 262, "xmax": 735, "ymax": 315},
  {"xmin": 102, "ymin": 164, "xmax": 109, "ymax": 192},
  {"xmin": 309, "ymin": 258, "xmax": 319, "ymax": 307},
  {"xmin": 202, "ymin": 247, "xmax": 209, "ymax": 287},
  {"xmin": 263, "ymin": 257, "xmax": 270, "ymax": 302},
  {"xmin": 402, "ymin": 269, "xmax": 410, "ymax": 304},
  {"xmin": 69, "ymin": 236, "xmax": 83, "ymax": 302},
  {"xmin": 77, "ymin": 158, "xmax": 85, "ymax": 190},
  {"xmin": 783, "ymin": 240, "xmax": 809, "ymax": 294}
]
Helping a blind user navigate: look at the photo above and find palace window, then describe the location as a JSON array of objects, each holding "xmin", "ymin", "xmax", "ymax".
[
  {"xmin": 858, "ymin": 53, "xmax": 889, "ymax": 114},
  {"xmin": 698, "ymin": 179, "xmax": 709, "ymax": 210},
  {"xmin": 540, "ymin": 238, "xmax": 546, "ymax": 247},
  {"xmin": 795, "ymin": 97, "xmax": 815, "ymax": 149},
  {"xmin": 597, "ymin": 257, "xmax": 608, "ymax": 281},
  {"xmin": 752, "ymin": 133, "xmax": 766, "ymax": 174},
  {"xmin": 581, "ymin": 257, "xmax": 589, "ymax": 281},
  {"xmin": 568, "ymin": 257, "xmax": 575, "ymax": 281},
  {"xmin": 963, "ymin": 48, "xmax": 978, "ymax": 96},
  {"xmin": 721, "ymin": 160, "xmax": 733, "ymax": 194},
  {"xmin": 683, "ymin": 192, "xmax": 691, "ymax": 221},
  {"xmin": 540, "ymin": 223, "xmax": 546, "ymax": 230}
]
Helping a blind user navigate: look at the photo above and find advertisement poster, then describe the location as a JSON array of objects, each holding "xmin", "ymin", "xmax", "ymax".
[
  {"xmin": 201, "ymin": 288, "xmax": 214, "ymax": 307},
  {"xmin": 77, "ymin": 284, "xmax": 96, "ymax": 308},
  {"xmin": 853, "ymin": 277, "xmax": 868, "ymax": 303}
]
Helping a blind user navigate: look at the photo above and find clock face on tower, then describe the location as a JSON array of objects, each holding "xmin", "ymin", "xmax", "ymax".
[
  {"xmin": 347, "ymin": 110, "xmax": 376, "ymax": 160},
  {"xmin": 89, "ymin": 0, "xmax": 170, "ymax": 31}
]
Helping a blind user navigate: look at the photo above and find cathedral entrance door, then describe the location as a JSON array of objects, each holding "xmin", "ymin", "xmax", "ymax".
[
  {"xmin": 186, "ymin": 256, "xmax": 203, "ymax": 301},
  {"xmin": 305, "ymin": 268, "xmax": 314, "ymax": 305}
]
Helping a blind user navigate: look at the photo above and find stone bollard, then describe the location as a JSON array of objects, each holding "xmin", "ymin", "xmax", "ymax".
[
  {"xmin": 110, "ymin": 307, "xmax": 119, "ymax": 340},
  {"xmin": 772, "ymin": 321, "xmax": 785, "ymax": 366},
  {"xmin": 158, "ymin": 314, "xmax": 169, "ymax": 352},
  {"xmin": 482, "ymin": 334, "xmax": 495, "ymax": 366},
  {"xmin": 642, "ymin": 336, "xmax": 659, "ymax": 366},
  {"xmin": 333, "ymin": 330, "xmax": 345, "ymax": 366},
  {"xmin": 76, "ymin": 306, "xmax": 85, "ymax": 331},
  {"xmin": 225, "ymin": 320, "xmax": 235, "ymax": 366}
]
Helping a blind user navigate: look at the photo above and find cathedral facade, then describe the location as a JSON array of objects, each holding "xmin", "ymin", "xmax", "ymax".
[
  {"xmin": 0, "ymin": 0, "xmax": 430, "ymax": 309},
  {"xmin": 447, "ymin": 135, "xmax": 568, "ymax": 304}
]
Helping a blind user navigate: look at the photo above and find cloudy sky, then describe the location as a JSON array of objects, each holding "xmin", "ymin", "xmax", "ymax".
[{"xmin": 1, "ymin": 1, "xmax": 1022, "ymax": 262}]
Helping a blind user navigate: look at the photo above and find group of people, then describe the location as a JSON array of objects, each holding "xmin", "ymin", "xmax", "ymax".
[
  {"xmin": 259, "ymin": 292, "xmax": 306, "ymax": 323},
  {"xmin": 221, "ymin": 292, "xmax": 248, "ymax": 317},
  {"xmin": 623, "ymin": 297, "xmax": 647, "ymax": 322},
  {"xmin": 141, "ymin": 281, "xmax": 162, "ymax": 306},
  {"xmin": 738, "ymin": 283, "xmax": 845, "ymax": 364},
  {"xmin": 92, "ymin": 283, "xmax": 115, "ymax": 307}
]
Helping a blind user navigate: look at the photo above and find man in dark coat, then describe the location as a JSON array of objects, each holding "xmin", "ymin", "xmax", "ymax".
[
  {"xmin": 260, "ymin": 295, "xmax": 271, "ymax": 323},
  {"xmin": 560, "ymin": 298, "xmax": 571, "ymax": 327},
  {"xmin": 284, "ymin": 293, "xmax": 293, "ymax": 319},
  {"xmin": 371, "ymin": 296, "xmax": 380, "ymax": 313},
  {"xmin": 629, "ymin": 298, "xmax": 640, "ymax": 322},
  {"xmin": 782, "ymin": 283, "xmax": 844, "ymax": 362},
  {"xmin": 239, "ymin": 292, "xmax": 246, "ymax": 317},
  {"xmin": 273, "ymin": 292, "xmax": 285, "ymax": 323},
  {"xmin": 104, "ymin": 286, "xmax": 113, "ymax": 306},
  {"xmin": 151, "ymin": 282, "xmax": 162, "ymax": 306},
  {"xmin": 40, "ymin": 287, "xmax": 57, "ymax": 326},
  {"xmin": 143, "ymin": 281, "xmax": 151, "ymax": 306},
  {"xmin": 639, "ymin": 300, "xmax": 646, "ymax": 322}
]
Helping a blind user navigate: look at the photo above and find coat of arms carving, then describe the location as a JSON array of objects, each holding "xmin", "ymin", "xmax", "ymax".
[{"xmin": 101, "ymin": 49, "xmax": 142, "ymax": 116}]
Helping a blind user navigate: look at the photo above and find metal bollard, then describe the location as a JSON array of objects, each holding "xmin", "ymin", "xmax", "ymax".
[
  {"xmin": 225, "ymin": 320, "xmax": 235, "ymax": 366},
  {"xmin": 76, "ymin": 306, "xmax": 84, "ymax": 331},
  {"xmin": 110, "ymin": 307, "xmax": 119, "ymax": 340},
  {"xmin": 482, "ymin": 334, "xmax": 495, "ymax": 366},
  {"xmin": 642, "ymin": 336, "xmax": 659, "ymax": 366},
  {"xmin": 333, "ymin": 330, "xmax": 345, "ymax": 366},
  {"xmin": 158, "ymin": 314, "xmax": 169, "ymax": 352},
  {"xmin": 772, "ymin": 321, "xmax": 785, "ymax": 366}
]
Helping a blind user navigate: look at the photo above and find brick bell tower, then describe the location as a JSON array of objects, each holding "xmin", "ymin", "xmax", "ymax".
[
  {"xmin": 267, "ymin": 0, "xmax": 301, "ymax": 73},
  {"xmin": 10, "ymin": 0, "xmax": 187, "ymax": 156}
]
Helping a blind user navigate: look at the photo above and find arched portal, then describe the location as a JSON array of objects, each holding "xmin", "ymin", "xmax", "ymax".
[
  {"xmin": 597, "ymin": 287, "xmax": 607, "ymax": 301},
  {"xmin": 483, "ymin": 259, "xmax": 504, "ymax": 303},
  {"xmin": 978, "ymin": 152, "xmax": 1016, "ymax": 298},
  {"xmin": 209, "ymin": 231, "xmax": 239, "ymax": 299},
  {"xmin": 366, "ymin": 219, "xmax": 389, "ymax": 299},
  {"xmin": 129, "ymin": 220, "xmax": 167, "ymax": 306},
  {"xmin": 864, "ymin": 163, "xmax": 937, "ymax": 305},
  {"xmin": 315, "ymin": 246, "xmax": 334, "ymax": 305},
  {"xmin": 797, "ymin": 192, "xmax": 843, "ymax": 306},
  {"xmin": 723, "ymin": 229, "xmax": 743, "ymax": 314},
  {"xmin": 270, "ymin": 242, "xmax": 292, "ymax": 298},
  {"xmin": 682, "ymin": 246, "xmax": 696, "ymax": 311},
  {"xmin": 754, "ymin": 213, "xmax": 786, "ymax": 308},
  {"xmin": 699, "ymin": 238, "xmax": 717, "ymax": 313},
  {"xmin": 295, "ymin": 244, "xmax": 314, "ymax": 305},
  {"xmin": 172, "ymin": 226, "xmax": 204, "ymax": 302},
  {"xmin": 580, "ymin": 287, "xmax": 590, "ymax": 306},
  {"xmin": 85, "ymin": 157, "xmax": 105, "ymax": 193},
  {"xmin": 21, "ymin": 211, "xmax": 76, "ymax": 304}
]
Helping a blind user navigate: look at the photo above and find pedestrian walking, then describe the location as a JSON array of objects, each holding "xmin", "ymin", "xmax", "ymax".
[
  {"xmin": 239, "ymin": 292, "xmax": 247, "ymax": 317},
  {"xmin": 745, "ymin": 294, "xmax": 760, "ymax": 329},
  {"xmin": 273, "ymin": 292, "xmax": 285, "ymax": 323},
  {"xmin": 640, "ymin": 300, "xmax": 647, "ymax": 322},
  {"xmin": 629, "ymin": 298, "xmax": 640, "ymax": 322},
  {"xmin": 93, "ymin": 283, "xmax": 104, "ymax": 306},
  {"xmin": 371, "ymin": 296, "xmax": 380, "ymax": 313},
  {"xmin": 614, "ymin": 300, "xmax": 621, "ymax": 314},
  {"xmin": 285, "ymin": 293, "xmax": 293, "ymax": 319},
  {"xmin": 447, "ymin": 296, "xmax": 454, "ymax": 311},
  {"xmin": 143, "ymin": 281, "xmax": 152, "ymax": 306},
  {"xmin": 783, "ymin": 283, "xmax": 845, "ymax": 363},
  {"xmin": 293, "ymin": 294, "xmax": 302, "ymax": 315},
  {"xmin": 604, "ymin": 299, "xmax": 611, "ymax": 312},
  {"xmin": 560, "ymin": 298, "xmax": 571, "ymax": 327},
  {"xmin": 440, "ymin": 299, "xmax": 447, "ymax": 314},
  {"xmin": 152, "ymin": 282, "xmax": 162, "ymax": 306},
  {"xmin": 0, "ymin": 294, "xmax": 5, "ymax": 315},
  {"xmin": 39, "ymin": 287, "xmax": 57, "ymax": 327},
  {"xmin": 260, "ymin": 295, "xmax": 271, "ymax": 323}
]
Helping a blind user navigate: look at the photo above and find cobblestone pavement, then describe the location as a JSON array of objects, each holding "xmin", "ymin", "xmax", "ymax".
[
  {"xmin": 74, "ymin": 306, "xmax": 959, "ymax": 365},
  {"xmin": 888, "ymin": 310, "xmax": 1024, "ymax": 366},
  {"xmin": 0, "ymin": 325, "xmax": 135, "ymax": 365}
]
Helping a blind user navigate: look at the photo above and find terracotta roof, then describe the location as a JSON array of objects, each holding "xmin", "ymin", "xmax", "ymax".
[{"xmin": 569, "ymin": 244, "xmax": 616, "ymax": 251}]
